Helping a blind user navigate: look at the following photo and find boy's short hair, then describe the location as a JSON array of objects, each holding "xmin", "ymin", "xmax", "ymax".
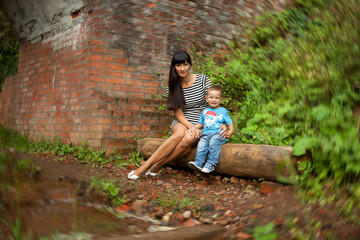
[{"xmin": 207, "ymin": 85, "xmax": 223, "ymax": 96}]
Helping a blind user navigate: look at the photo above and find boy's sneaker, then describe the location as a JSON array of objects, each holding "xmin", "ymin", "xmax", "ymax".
[
  {"xmin": 188, "ymin": 161, "xmax": 202, "ymax": 172},
  {"xmin": 201, "ymin": 163, "xmax": 215, "ymax": 173}
]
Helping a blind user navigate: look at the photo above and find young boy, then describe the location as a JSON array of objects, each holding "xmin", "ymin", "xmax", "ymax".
[{"xmin": 188, "ymin": 85, "xmax": 234, "ymax": 173}]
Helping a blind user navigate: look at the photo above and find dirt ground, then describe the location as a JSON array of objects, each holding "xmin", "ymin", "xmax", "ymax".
[{"xmin": 16, "ymin": 151, "xmax": 360, "ymax": 239}]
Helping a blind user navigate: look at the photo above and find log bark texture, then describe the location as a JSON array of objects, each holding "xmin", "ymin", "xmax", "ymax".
[{"xmin": 137, "ymin": 138, "xmax": 300, "ymax": 182}]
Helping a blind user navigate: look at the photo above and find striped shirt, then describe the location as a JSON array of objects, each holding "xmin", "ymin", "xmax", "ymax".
[{"xmin": 168, "ymin": 74, "xmax": 212, "ymax": 125}]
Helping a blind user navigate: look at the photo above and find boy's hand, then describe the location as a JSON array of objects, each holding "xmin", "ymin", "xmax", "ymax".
[{"xmin": 225, "ymin": 131, "xmax": 233, "ymax": 139}]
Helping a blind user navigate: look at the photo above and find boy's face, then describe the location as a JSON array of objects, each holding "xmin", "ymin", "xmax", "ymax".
[{"xmin": 206, "ymin": 90, "xmax": 222, "ymax": 108}]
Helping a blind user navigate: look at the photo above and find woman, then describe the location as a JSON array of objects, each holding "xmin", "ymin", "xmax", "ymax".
[{"xmin": 128, "ymin": 50, "xmax": 227, "ymax": 180}]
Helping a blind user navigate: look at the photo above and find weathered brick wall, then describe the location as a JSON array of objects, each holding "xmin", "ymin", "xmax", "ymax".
[{"xmin": 0, "ymin": 0, "xmax": 293, "ymax": 156}]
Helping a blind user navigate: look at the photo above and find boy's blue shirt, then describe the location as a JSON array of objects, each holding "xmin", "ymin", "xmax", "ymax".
[{"xmin": 198, "ymin": 107, "xmax": 232, "ymax": 135}]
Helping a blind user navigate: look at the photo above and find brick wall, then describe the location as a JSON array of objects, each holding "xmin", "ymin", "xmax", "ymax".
[{"xmin": 0, "ymin": 0, "xmax": 293, "ymax": 156}]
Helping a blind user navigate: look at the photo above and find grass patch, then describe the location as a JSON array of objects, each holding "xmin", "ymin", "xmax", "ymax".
[
  {"xmin": 89, "ymin": 174, "xmax": 127, "ymax": 207},
  {"xmin": 152, "ymin": 190, "xmax": 200, "ymax": 212}
]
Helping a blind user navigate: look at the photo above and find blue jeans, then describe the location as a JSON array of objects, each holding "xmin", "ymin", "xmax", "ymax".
[{"xmin": 194, "ymin": 132, "xmax": 226, "ymax": 167}]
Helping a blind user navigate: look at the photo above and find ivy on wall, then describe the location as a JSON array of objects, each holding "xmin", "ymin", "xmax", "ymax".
[{"xmin": 0, "ymin": 9, "xmax": 19, "ymax": 91}]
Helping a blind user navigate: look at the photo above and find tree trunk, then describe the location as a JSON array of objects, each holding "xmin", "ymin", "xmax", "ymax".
[{"xmin": 137, "ymin": 138, "xmax": 304, "ymax": 183}]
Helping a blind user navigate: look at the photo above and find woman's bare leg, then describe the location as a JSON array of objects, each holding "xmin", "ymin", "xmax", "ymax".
[
  {"xmin": 150, "ymin": 131, "xmax": 200, "ymax": 173},
  {"xmin": 132, "ymin": 123, "xmax": 187, "ymax": 176}
]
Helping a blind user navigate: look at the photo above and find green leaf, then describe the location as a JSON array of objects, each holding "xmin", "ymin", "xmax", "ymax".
[
  {"xmin": 311, "ymin": 104, "xmax": 330, "ymax": 121},
  {"xmin": 293, "ymin": 136, "xmax": 316, "ymax": 156}
]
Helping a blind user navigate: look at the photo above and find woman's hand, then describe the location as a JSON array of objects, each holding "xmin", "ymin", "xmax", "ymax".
[
  {"xmin": 225, "ymin": 130, "xmax": 233, "ymax": 139},
  {"xmin": 187, "ymin": 126, "xmax": 201, "ymax": 138},
  {"xmin": 218, "ymin": 123, "xmax": 228, "ymax": 139}
]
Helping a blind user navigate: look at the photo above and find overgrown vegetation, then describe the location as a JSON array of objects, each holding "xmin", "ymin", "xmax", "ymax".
[
  {"xmin": 194, "ymin": 0, "xmax": 360, "ymax": 221},
  {"xmin": 0, "ymin": 9, "xmax": 19, "ymax": 91},
  {"xmin": 89, "ymin": 173, "xmax": 127, "ymax": 206},
  {"xmin": 0, "ymin": 125, "xmax": 144, "ymax": 168},
  {"xmin": 152, "ymin": 190, "xmax": 201, "ymax": 212}
]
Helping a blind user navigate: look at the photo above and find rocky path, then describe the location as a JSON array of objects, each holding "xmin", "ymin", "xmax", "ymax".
[{"xmin": 4, "ymin": 151, "xmax": 359, "ymax": 239}]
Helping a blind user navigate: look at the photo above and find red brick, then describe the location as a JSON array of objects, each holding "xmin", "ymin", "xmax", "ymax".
[
  {"xmin": 144, "ymin": 81, "xmax": 161, "ymax": 88},
  {"xmin": 89, "ymin": 55, "xmax": 102, "ymax": 61},
  {"xmin": 110, "ymin": 49, "xmax": 124, "ymax": 56},
  {"xmin": 92, "ymin": 46, "xmax": 106, "ymax": 53},
  {"xmin": 122, "ymin": 72, "xmax": 132, "ymax": 79},
  {"xmin": 90, "ymin": 39, "xmax": 103, "ymax": 46},
  {"xmin": 123, "ymin": 125, "xmax": 132, "ymax": 131},
  {"xmin": 91, "ymin": 61, "xmax": 107, "ymax": 68},
  {"xmin": 89, "ymin": 69, "xmax": 102, "ymax": 75},
  {"xmin": 112, "ymin": 71, "xmax": 123, "ymax": 77},
  {"xmin": 105, "ymin": 78, "xmax": 123, "ymax": 84},
  {"xmin": 108, "ymin": 63, "xmax": 126, "ymax": 71},
  {"xmin": 98, "ymin": 118, "xmax": 112, "ymax": 124}
]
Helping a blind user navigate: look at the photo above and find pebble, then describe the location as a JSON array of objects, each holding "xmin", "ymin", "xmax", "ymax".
[
  {"xmin": 162, "ymin": 212, "xmax": 173, "ymax": 223},
  {"xmin": 199, "ymin": 216, "xmax": 213, "ymax": 224},
  {"xmin": 252, "ymin": 203, "xmax": 264, "ymax": 209},
  {"xmin": 182, "ymin": 210, "xmax": 192, "ymax": 219},
  {"xmin": 222, "ymin": 177, "xmax": 231, "ymax": 183},
  {"xmin": 236, "ymin": 232, "xmax": 252, "ymax": 239},
  {"xmin": 239, "ymin": 179, "xmax": 248, "ymax": 185},
  {"xmin": 230, "ymin": 176, "xmax": 239, "ymax": 184},
  {"xmin": 155, "ymin": 208, "xmax": 165, "ymax": 218},
  {"xmin": 182, "ymin": 218, "xmax": 199, "ymax": 227},
  {"xmin": 156, "ymin": 180, "xmax": 164, "ymax": 186},
  {"xmin": 202, "ymin": 204, "xmax": 215, "ymax": 212},
  {"xmin": 215, "ymin": 219, "xmax": 230, "ymax": 226},
  {"xmin": 225, "ymin": 210, "xmax": 233, "ymax": 217},
  {"xmin": 131, "ymin": 199, "xmax": 146, "ymax": 216}
]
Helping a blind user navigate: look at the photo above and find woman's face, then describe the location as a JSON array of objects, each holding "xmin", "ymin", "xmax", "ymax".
[{"xmin": 174, "ymin": 61, "xmax": 191, "ymax": 78}]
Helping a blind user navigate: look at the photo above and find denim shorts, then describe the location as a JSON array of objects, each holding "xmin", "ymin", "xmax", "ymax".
[
  {"xmin": 171, "ymin": 119, "xmax": 180, "ymax": 129},
  {"xmin": 171, "ymin": 119, "xmax": 203, "ymax": 131}
]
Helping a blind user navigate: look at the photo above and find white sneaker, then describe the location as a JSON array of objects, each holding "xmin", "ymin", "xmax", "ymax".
[
  {"xmin": 188, "ymin": 161, "xmax": 202, "ymax": 172},
  {"xmin": 145, "ymin": 168, "xmax": 160, "ymax": 177},
  {"xmin": 201, "ymin": 164, "xmax": 215, "ymax": 173},
  {"xmin": 127, "ymin": 170, "xmax": 139, "ymax": 180}
]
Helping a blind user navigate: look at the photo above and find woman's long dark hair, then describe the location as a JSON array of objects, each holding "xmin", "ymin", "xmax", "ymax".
[{"xmin": 167, "ymin": 50, "xmax": 192, "ymax": 110}]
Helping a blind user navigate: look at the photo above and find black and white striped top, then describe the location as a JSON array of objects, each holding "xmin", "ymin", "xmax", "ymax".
[{"xmin": 168, "ymin": 74, "xmax": 212, "ymax": 125}]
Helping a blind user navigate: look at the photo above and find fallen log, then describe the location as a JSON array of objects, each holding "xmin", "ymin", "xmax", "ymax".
[{"xmin": 137, "ymin": 138, "xmax": 304, "ymax": 183}]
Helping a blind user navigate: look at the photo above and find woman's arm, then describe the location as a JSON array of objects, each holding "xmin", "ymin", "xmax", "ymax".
[
  {"xmin": 218, "ymin": 122, "xmax": 228, "ymax": 139},
  {"xmin": 174, "ymin": 108, "xmax": 202, "ymax": 138},
  {"xmin": 174, "ymin": 108, "xmax": 194, "ymax": 129},
  {"xmin": 226, "ymin": 123, "xmax": 234, "ymax": 139},
  {"xmin": 188, "ymin": 122, "xmax": 203, "ymax": 138}
]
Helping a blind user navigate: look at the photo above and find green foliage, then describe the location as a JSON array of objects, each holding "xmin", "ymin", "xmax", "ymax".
[
  {"xmin": 284, "ymin": 217, "xmax": 326, "ymax": 240},
  {"xmin": 0, "ymin": 9, "xmax": 19, "ymax": 91},
  {"xmin": 249, "ymin": 7, "xmax": 310, "ymax": 47},
  {"xmin": 89, "ymin": 174, "xmax": 126, "ymax": 206},
  {"xmin": 40, "ymin": 232, "xmax": 92, "ymax": 240},
  {"xmin": 29, "ymin": 138, "xmax": 109, "ymax": 165},
  {"xmin": 127, "ymin": 150, "xmax": 143, "ymax": 167},
  {"xmin": 193, "ymin": 0, "xmax": 360, "ymax": 210},
  {"xmin": 253, "ymin": 222, "xmax": 278, "ymax": 240},
  {"xmin": 0, "ymin": 151, "xmax": 7, "ymax": 173},
  {"xmin": 16, "ymin": 158, "xmax": 36, "ymax": 175},
  {"xmin": 2, "ymin": 217, "xmax": 31, "ymax": 240},
  {"xmin": 0, "ymin": 151, "xmax": 37, "ymax": 177},
  {"xmin": 0, "ymin": 125, "xmax": 117, "ymax": 167},
  {"xmin": 0, "ymin": 126, "xmax": 31, "ymax": 151},
  {"xmin": 152, "ymin": 190, "xmax": 200, "ymax": 212}
]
